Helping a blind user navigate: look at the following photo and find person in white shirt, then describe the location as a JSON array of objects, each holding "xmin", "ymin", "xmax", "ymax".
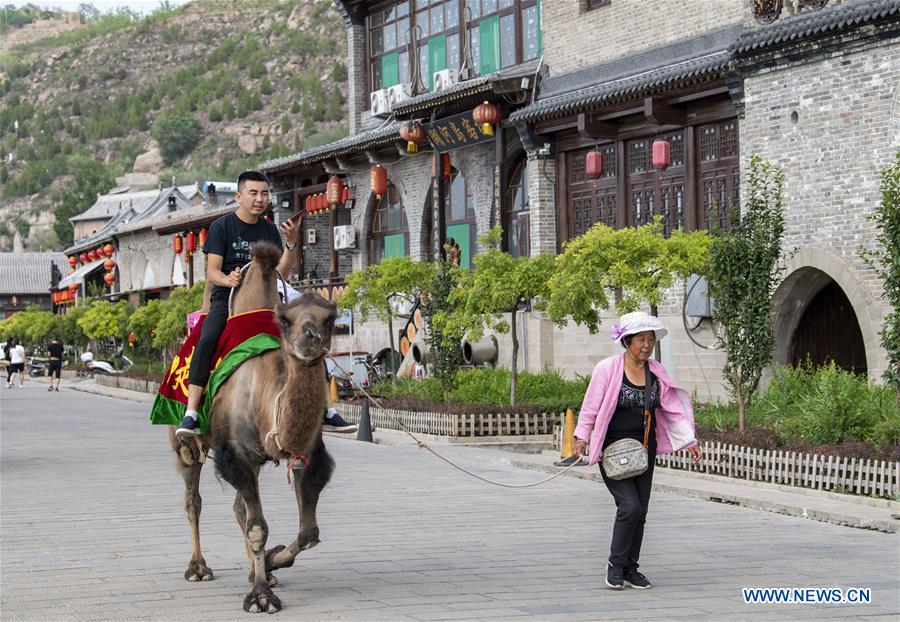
[{"xmin": 8, "ymin": 339, "xmax": 26, "ymax": 388}]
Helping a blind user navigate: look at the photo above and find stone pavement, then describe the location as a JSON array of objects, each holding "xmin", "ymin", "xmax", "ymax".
[{"xmin": 2, "ymin": 377, "xmax": 899, "ymax": 621}]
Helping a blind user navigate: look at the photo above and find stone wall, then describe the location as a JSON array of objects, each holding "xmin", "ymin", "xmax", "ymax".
[
  {"xmin": 739, "ymin": 37, "xmax": 900, "ymax": 380},
  {"xmin": 542, "ymin": 0, "xmax": 749, "ymax": 76}
]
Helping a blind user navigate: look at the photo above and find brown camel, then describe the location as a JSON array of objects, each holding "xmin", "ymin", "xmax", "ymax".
[{"xmin": 168, "ymin": 242, "xmax": 338, "ymax": 614}]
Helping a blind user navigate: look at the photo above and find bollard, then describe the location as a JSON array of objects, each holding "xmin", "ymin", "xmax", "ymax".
[
  {"xmin": 329, "ymin": 375, "xmax": 338, "ymax": 402},
  {"xmin": 553, "ymin": 407, "xmax": 586, "ymax": 467},
  {"xmin": 356, "ymin": 399, "xmax": 374, "ymax": 443}
]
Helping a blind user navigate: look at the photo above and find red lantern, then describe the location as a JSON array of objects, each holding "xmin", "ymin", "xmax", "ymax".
[
  {"xmin": 652, "ymin": 139, "xmax": 671, "ymax": 171},
  {"xmin": 186, "ymin": 231, "xmax": 197, "ymax": 254},
  {"xmin": 199, "ymin": 228, "xmax": 207, "ymax": 249},
  {"xmin": 79, "ymin": 253, "xmax": 88, "ymax": 264},
  {"xmin": 68, "ymin": 283, "xmax": 79, "ymax": 293},
  {"xmin": 87, "ymin": 250, "xmax": 98, "ymax": 261},
  {"xmin": 305, "ymin": 195, "xmax": 312, "ymax": 211},
  {"xmin": 128, "ymin": 332, "xmax": 135, "ymax": 347},
  {"xmin": 316, "ymin": 193, "xmax": 325, "ymax": 213},
  {"xmin": 399, "ymin": 120, "xmax": 426, "ymax": 154},
  {"xmin": 68, "ymin": 256, "xmax": 77, "ymax": 267},
  {"xmin": 103, "ymin": 258, "xmax": 116, "ymax": 271},
  {"xmin": 103, "ymin": 272, "xmax": 116, "ymax": 286},
  {"xmin": 327, "ymin": 176, "xmax": 345, "ymax": 206},
  {"xmin": 473, "ymin": 101, "xmax": 501, "ymax": 136},
  {"xmin": 103, "ymin": 243, "xmax": 114, "ymax": 257},
  {"xmin": 96, "ymin": 248, "xmax": 104, "ymax": 258},
  {"xmin": 173, "ymin": 233, "xmax": 183, "ymax": 255},
  {"xmin": 370, "ymin": 165, "xmax": 388, "ymax": 200},
  {"xmin": 586, "ymin": 150, "xmax": 604, "ymax": 178}
]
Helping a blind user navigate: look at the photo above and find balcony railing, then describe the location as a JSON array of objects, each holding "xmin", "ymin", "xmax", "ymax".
[{"xmin": 752, "ymin": 0, "xmax": 832, "ymax": 25}]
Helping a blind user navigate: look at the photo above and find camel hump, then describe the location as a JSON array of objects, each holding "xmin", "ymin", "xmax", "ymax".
[{"xmin": 251, "ymin": 242, "xmax": 281, "ymax": 273}]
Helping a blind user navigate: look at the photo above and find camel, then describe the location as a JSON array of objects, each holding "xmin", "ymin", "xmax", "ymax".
[{"xmin": 168, "ymin": 242, "xmax": 338, "ymax": 614}]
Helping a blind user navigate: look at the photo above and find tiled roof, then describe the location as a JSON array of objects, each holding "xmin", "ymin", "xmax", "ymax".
[
  {"xmin": 0, "ymin": 252, "xmax": 68, "ymax": 295},
  {"xmin": 732, "ymin": 0, "xmax": 900, "ymax": 56},
  {"xmin": 69, "ymin": 188, "xmax": 163, "ymax": 222},
  {"xmin": 259, "ymin": 123, "xmax": 401, "ymax": 173},
  {"xmin": 509, "ymin": 50, "xmax": 732, "ymax": 124},
  {"xmin": 151, "ymin": 200, "xmax": 236, "ymax": 234}
]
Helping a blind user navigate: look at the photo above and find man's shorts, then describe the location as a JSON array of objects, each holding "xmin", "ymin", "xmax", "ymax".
[{"xmin": 48, "ymin": 360, "xmax": 62, "ymax": 378}]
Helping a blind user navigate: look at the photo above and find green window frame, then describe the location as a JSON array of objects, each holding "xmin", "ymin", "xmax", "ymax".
[
  {"xmin": 383, "ymin": 233, "xmax": 406, "ymax": 259},
  {"xmin": 428, "ymin": 35, "xmax": 447, "ymax": 91},
  {"xmin": 381, "ymin": 51, "xmax": 400, "ymax": 89},
  {"xmin": 478, "ymin": 15, "xmax": 500, "ymax": 75}
]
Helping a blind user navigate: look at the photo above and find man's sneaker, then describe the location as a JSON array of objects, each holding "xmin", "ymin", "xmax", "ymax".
[
  {"xmin": 47, "ymin": 386, "xmax": 53, "ymax": 391},
  {"xmin": 624, "ymin": 568, "xmax": 652, "ymax": 589},
  {"xmin": 605, "ymin": 564, "xmax": 624, "ymax": 590},
  {"xmin": 175, "ymin": 415, "xmax": 202, "ymax": 438},
  {"xmin": 322, "ymin": 412, "xmax": 358, "ymax": 433}
]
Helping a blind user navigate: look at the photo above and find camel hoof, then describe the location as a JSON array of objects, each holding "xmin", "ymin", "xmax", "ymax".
[
  {"xmin": 243, "ymin": 586, "xmax": 281, "ymax": 614},
  {"xmin": 247, "ymin": 571, "xmax": 278, "ymax": 587},
  {"xmin": 184, "ymin": 560, "xmax": 214, "ymax": 582}
]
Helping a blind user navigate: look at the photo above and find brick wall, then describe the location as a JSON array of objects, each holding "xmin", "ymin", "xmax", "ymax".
[
  {"xmin": 739, "ymin": 37, "xmax": 900, "ymax": 380},
  {"xmin": 542, "ymin": 0, "xmax": 749, "ymax": 75},
  {"xmin": 346, "ymin": 22, "xmax": 367, "ymax": 135},
  {"xmin": 527, "ymin": 156, "xmax": 556, "ymax": 256}
]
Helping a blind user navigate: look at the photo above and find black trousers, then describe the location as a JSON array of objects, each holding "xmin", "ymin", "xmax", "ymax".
[
  {"xmin": 600, "ymin": 449, "xmax": 655, "ymax": 570},
  {"xmin": 187, "ymin": 297, "xmax": 229, "ymax": 388}
]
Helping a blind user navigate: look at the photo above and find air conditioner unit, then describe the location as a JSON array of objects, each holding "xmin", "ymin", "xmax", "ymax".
[
  {"xmin": 387, "ymin": 83, "xmax": 412, "ymax": 107},
  {"xmin": 433, "ymin": 68, "xmax": 459, "ymax": 91},
  {"xmin": 333, "ymin": 225, "xmax": 356, "ymax": 250},
  {"xmin": 370, "ymin": 89, "xmax": 390, "ymax": 117}
]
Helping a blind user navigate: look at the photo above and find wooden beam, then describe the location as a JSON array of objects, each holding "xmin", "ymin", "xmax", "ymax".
[
  {"xmin": 644, "ymin": 97, "xmax": 686, "ymax": 126},
  {"xmin": 577, "ymin": 112, "xmax": 618, "ymax": 139}
]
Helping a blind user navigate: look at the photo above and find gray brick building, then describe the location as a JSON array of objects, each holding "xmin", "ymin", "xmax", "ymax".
[{"xmin": 260, "ymin": 0, "xmax": 898, "ymax": 398}]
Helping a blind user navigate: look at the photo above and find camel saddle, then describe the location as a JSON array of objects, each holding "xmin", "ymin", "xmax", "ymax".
[{"xmin": 150, "ymin": 308, "xmax": 281, "ymax": 433}]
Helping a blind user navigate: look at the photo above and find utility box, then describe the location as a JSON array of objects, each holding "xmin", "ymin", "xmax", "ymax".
[
  {"xmin": 333, "ymin": 225, "xmax": 356, "ymax": 250},
  {"xmin": 685, "ymin": 274, "xmax": 713, "ymax": 318}
]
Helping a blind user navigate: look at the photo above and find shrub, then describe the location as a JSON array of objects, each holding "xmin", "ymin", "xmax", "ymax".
[{"xmin": 151, "ymin": 110, "xmax": 201, "ymax": 164}]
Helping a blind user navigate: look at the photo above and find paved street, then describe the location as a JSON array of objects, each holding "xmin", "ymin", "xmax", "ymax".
[{"xmin": 2, "ymin": 378, "xmax": 898, "ymax": 621}]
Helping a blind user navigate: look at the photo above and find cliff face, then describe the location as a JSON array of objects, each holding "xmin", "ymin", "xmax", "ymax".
[{"xmin": 0, "ymin": 0, "xmax": 348, "ymax": 251}]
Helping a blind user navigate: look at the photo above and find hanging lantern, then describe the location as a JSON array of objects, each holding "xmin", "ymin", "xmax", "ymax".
[
  {"xmin": 95, "ymin": 247, "xmax": 104, "ymax": 259},
  {"xmin": 318, "ymin": 193, "xmax": 327, "ymax": 213},
  {"xmin": 173, "ymin": 233, "xmax": 183, "ymax": 255},
  {"xmin": 473, "ymin": 101, "xmax": 501, "ymax": 136},
  {"xmin": 370, "ymin": 165, "xmax": 388, "ymax": 200},
  {"xmin": 128, "ymin": 332, "xmax": 135, "ymax": 347},
  {"xmin": 652, "ymin": 139, "xmax": 671, "ymax": 171},
  {"xmin": 327, "ymin": 176, "xmax": 345, "ymax": 206},
  {"xmin": 103, "ymin": 243, "xmax": 115, "ymax": 257},
  {"xmin": 79, "ymin": 252, "xmax": 88, "ymax": 264},
  {"xmin": 305, "ymin": 195, "xmax": 312, "ymax": 211},
  {"xmin": 186, "ymin": 231, "xmax": 197, "ymax": 254},
  {"xmin": 199, "ymin": 228, "xmax": 207, "ymax": 249},
  {"xmin": 68, "ymin": 256, "xmax": 77, "ymax": 268},
  {"xmin": 103, "ymin": 258, "xmax": 116, "ymax": 271},
  {"xmin": 399, "ymin": 120, "xmax": 426, "ymax": 154},
  {"xmin": 103, "ymin": 272, "xmax": 116, "ymax": 286},
  {"xmin": 68, "ymin": 283, "xmax": 79, "ymax": 294},
  {"xmin": 586, "ymin": 150, "xmax": 604, "ymax": 178},
  {"xmin": 87, "ymin": 250, "xmax": 97, "ymax": 261}
]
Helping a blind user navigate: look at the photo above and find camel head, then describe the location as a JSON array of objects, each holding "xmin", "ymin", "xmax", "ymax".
[{"xmin": 276, "ymin": 293, "xmax": 338, "ymax": 364}]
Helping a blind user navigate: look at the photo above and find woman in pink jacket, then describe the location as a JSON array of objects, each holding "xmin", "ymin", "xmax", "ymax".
[{"xmin": 572, "ymin": 311, "xmax": 702, "ymax": 590}]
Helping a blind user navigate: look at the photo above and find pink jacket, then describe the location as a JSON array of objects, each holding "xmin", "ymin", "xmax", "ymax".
[{"xmin": 574, "ymin": 353, "xmax": 697, "ymax": 466}]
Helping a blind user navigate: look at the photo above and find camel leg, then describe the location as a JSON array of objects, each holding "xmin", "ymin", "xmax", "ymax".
[
  {"xmin": 269, "ymin": 435, "xmax": 334, "ymax": 570},
  {"xmin": 175, "ymin": 445, "xmax": 214, "ymax": 582},
  {"xmin": 234, "ymin": 493, "xmax": 278, "ymax": 587},
  {"xmin": 215, "ymin": 443, "xmax": 281, "ymax": 613}
]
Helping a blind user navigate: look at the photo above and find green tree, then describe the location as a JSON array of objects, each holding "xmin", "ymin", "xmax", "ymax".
[
  {"xmin": 280, "ymin": 115, "xmax": 292, "ymax": 135},
  {"xmin": 56, "ymin": 306, "xmax": 87, "ymax": 348},
  {"xmin": 207, "ymin": 105, "xmax": 223, "ymax": 122},
  {"xmin": 52, "ymin": 156, "xmax": 115, "ymax": 247},
  {"xmin": 153, "ymin": 281, "xmax": 205, "ymax": 350},
  {"xmin": 77, "ymin": 299, "xmax": 132, "ymax": 344},
  {"xmin": 326, "ymin": 85, "xmax": 343, "ymax": 121},
  {"xmin": 444, "ymin": 228, "xmax": 555, "ymax": 405},
  {"xmin": 707, "ymin": 154, "xmax": 787, "ymax": 432},
  {"xmin": 71, "ymin": 100, "xmax": 81, "ymax": 116},
  {"xmin": 222, "ymin": 98, "xmax": 235, "ymax": 120},
  {"xmin": 545, "ymin": 218, "xmax": 710, "ymax": 333},
  {"xmin": 342, "ymin": 258, "xmax": 435, "ymax": 382},
  {"xmin": 861, "ymin": 153, "xmax": 900, "ymax": 398},
  {"xmin": 151, "ymin": 109, "xmax": 201, "ymax": 164},
  {"xmin": 330, "ymin": 61, "xmax": 347, "ymax": 83},
  {"xmin": 423, "ymin": 259, "xmax": 464, "ymax": 394},
  {"xmin": 126, "ymin": 298, "xmax": 164, "ymax": 358},
  {"xmin": 259, "ymin": 76, "xmax": 273, "ymax": 95},
  {"xmin": 0, "ymin": 306, "xmax": 55, "ymax": 347}
]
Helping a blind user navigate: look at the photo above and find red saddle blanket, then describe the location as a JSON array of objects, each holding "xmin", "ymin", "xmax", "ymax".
[{"xmin": 150, "ymin": 308, "xmax": 281, "ymax": 433}]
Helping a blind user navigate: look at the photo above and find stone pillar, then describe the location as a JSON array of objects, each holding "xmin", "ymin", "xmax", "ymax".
[
  {"xmin": 527, "ymin": 157, "xmax": 557, "ymax": 256},
  {"xmin": 346, "ymin": 22, "xmax": 367, "ymax": 136}
]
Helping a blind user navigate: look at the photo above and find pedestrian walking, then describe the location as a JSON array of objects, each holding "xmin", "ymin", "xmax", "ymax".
[
  {"xmin": 3, "ymin": 339, "xmax": 12, "ymax": 385},
  {"xmin": 8, "ymin": 338, "xmax": 26, "ymax": 388},
  {"xmin": 571, "ymin": 311, "xmax": 702, "ymax": 590},
  {"xmin": 46, "ymin": 335, "xmax": 64, "ymax": 392}
]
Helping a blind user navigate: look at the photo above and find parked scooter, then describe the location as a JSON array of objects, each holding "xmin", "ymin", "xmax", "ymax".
[{"xmin": 80, "ymin": 350, "xmax": 133, "ymax": 376}]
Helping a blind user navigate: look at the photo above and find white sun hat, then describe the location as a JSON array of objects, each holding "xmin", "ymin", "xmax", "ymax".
[{"xmin": 611, "ymin": 311, "xmax": 668, "ymax": 343}]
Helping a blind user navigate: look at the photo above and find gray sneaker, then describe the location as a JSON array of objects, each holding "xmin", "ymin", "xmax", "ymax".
[
  {"xmin": 175, "ymin": 415, "xmax": 202, "ymax": 438},
  {"xmin": 322, "ymin": 412, "xmax": 357, "ymax": 433}
]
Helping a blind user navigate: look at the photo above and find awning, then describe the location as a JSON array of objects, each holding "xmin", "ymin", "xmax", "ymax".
[{"xmin": 58, "ymin": 258, "xmax": 104, "ymax": 289}]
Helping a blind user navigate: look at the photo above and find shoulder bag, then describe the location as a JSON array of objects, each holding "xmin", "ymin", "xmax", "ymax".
[{"xmin": 601, "ymin": 367, "xmax": 653, "ymax": 480}]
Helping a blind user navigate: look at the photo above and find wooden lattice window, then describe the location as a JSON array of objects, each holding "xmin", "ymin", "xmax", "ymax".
[
  {"xmin": 566, "ymin": 144, "xmax": 617, "ymax": 238},
  {"xmin": 627, "ymin": 130, "xmax": 685, "ymax": 234},
  {"xmin": 698, "ymin": 120, "xmax": 739, "ymax": 230}
]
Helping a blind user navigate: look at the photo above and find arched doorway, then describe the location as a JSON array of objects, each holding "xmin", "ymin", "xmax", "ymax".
[{"xmin": 790, "ymin": 280, "xmax": 867, "ymax": 374}]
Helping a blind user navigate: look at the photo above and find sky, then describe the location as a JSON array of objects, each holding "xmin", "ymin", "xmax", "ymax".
[{"xmin": 8, "ymin": 0, "xmax": 192, "ymax": 15}]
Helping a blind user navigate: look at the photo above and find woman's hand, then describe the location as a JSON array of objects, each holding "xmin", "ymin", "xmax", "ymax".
[
  {"xmin": 572, "ymin": 439, "xmax": 588, "ymax": 459},
  {"xmin": 688, "ymin": 442, "xmax": 703, "ymax": 464}
]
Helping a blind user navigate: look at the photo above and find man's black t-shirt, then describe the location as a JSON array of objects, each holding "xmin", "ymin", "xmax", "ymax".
[
  {"xmin": 204, "ymin": 211, "xmax": 283, "ymax": 300},
  {"xmin": 47, "ymin": 342, "xmax": 64, "ymax": 359}
]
